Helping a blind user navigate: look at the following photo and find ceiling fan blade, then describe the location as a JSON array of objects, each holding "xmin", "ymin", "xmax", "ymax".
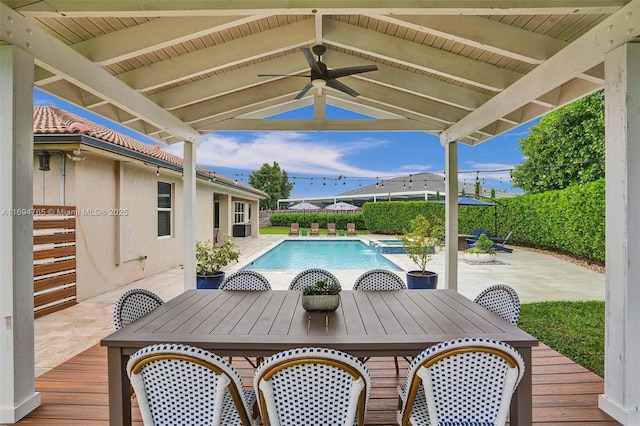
[
  {"xmin": 257, "ymin": 73, "xmax": 310, "ymax": 78},
  {"xmin": 301, "ymin": 47, "xmax": 322, "ymax": 75},
  {"xmin": 327, "ymin": 64, "xmax": 378, "ymax": 79},
  {"xmin": 295, "ymin": 82, "xmax": 314, "ymax": 99},
  {"xmin": 326, "ymin": 79, "xmax": 360, "ymax": 97}
]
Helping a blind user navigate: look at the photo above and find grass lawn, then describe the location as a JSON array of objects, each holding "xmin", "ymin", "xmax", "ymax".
[{"xmin": 519, "ymin": 300, "xmax": 605, "ymax": 377}]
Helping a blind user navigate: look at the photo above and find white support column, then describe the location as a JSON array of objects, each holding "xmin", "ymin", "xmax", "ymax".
[
  {"xmin": 183, "ymin": 141, "xmax": 197, "ymax": 290},
  {"xmin": 250, "ymin": 200, "xmax": 259, "ymax": 238},
  {"xmin": 0, "ymin": 45, "xmax": 41, "ymax": 423},
  {"xmin": 599, "ymin": 43, "xmax": 640, "ymax": 425},
  {"xmin": 443, "ymin": 140, "xmax": 459, "ymax": 291}
]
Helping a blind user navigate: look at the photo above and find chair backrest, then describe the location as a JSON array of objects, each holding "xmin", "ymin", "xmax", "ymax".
[
  {"xmin": 127, "ymin": 343, "xmax": 256, "ymax": 426},
  {"xmin": 347, "ymin": 223, "xmax": 356, "ymax": 230},
  {"xmin": 220, "ymin": 270, "xmax": 271, "ymax": 290},
  {"xmin": 327, "ymin": 223, "xmax": 336, "ymax": 230},
  {"xmin": 113, "ymin": 288, "xmax": 164, "ymax": 330},
  {"xmin": 290, "ymin": 223, "xmax": 299, "ymax": 230},
  {"xmin": 353, "ymin": 269, "xmax": 406, "ymax": 290},
  {"xmin": 254, "ymin": 347, "xmax": 371, "ymax": 426},
  {"xmin": 474, "ymin": 284, "xmax": 521, "ymax": 325},
  {"xmin": 498, "ymin": 230, "xmax": 513, "ymax": 246},
  {"xmin": 471, "ymin": 228, "xmax": 485, "ymax": 238},
  {"xmin": 311, "ymin": 223, "xmax": 319, "ymax": 229},
  {"xmin": 289, "ymin": 268, "xmax": 341, "ymax": 291},
  {"xmin": 398, "ymin": 337, "xmax": 524, "ymax": 426}
]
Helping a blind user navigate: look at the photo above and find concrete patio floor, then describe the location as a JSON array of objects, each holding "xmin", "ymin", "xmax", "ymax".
[{"xmin": 34, "ymin": 233, "xmax": 605, "ymax": 377}]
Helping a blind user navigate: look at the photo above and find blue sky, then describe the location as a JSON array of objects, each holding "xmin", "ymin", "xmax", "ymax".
[{"xmin": 35, "ymin": 89, "xmax": 534, "ymax": 198}]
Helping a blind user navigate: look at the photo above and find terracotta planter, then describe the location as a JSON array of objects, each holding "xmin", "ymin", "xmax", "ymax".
[
  {"xmin": 302, "ymin": 294, "xmax": 341, "ymax": 312},
  {"xmin": 196, "ymin": 271, "xmax": 226, "ymax": 289}
]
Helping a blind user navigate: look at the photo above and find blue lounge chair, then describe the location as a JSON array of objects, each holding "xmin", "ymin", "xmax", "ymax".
[{"xmin": 468, "ymin": 231, "xmax": 513, "ymax": 253}]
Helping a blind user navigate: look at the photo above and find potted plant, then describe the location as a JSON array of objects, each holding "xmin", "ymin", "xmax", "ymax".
[
  {"xmin": 463, "ymin": 233, "xmax": 497, "ymax": 263},
  {"xmin": 301, "ymin": 279, "xmax": 342, "ymax": 312},
  {"xmin": 401, "ymin": 215, "xmax": 442, "ymax": 289},
  {"xmin": 196, "ymin": 235, "xmax": 241, "ymax": 289}
]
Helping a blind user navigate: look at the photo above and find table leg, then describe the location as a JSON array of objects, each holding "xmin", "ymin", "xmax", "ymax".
[
  {"xmin": 510, "ymin": 346, "xmax": 533, "ymax": 426},
  {"xmin": 107, "ymin": 347, "xmax": 131, "ymax": 426}
]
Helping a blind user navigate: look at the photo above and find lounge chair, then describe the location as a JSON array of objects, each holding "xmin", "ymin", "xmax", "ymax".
[
  {"xmin": 288, "ymin": 223, "xmax": 299, "ymax": 236},
  {"xmin": 347, "ymin": 222, "xmax": 357, "ymax": 236},
  {"xmin": 327, "ymin": 223, "xmax": 337, "ymax": 236},
  {"xmin": 466, "ymin": 228, "xmax": 491, "ymax": 248},
  {"xmin": 310, "ymin": 223, "xmax": 320, "ymax": 236},
  {"xmin": 468, "ymin": 230, "xmax": 513, "ymax": 253}
]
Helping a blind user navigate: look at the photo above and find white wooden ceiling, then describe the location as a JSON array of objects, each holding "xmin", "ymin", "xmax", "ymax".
[{"xmin": 1, "ymin": 1, "xmax": 638, "ymax": 145}]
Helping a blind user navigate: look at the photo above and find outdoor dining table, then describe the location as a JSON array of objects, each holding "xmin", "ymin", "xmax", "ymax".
[{"xmin": 101, "ymin": 289, "xmax": 538, "ymax": 426}]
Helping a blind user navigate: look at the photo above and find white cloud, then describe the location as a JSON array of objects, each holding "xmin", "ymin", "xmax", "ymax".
[{"xmin": 164, "ymin": 132, "xmax": 412, "ymax": 177}]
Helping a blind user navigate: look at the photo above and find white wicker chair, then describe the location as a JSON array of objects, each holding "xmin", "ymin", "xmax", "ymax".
[
  {"xmin": 397, "ymin": 337, "xmax": 525, "ymax": 426},
  {"xmin": 254, "ymin": 347, "xmax": 371, "ymax": 426},
  {"xmin": 353, "ymin": 269, "xmax": 406, "ymax": 291},
  {"xmin": 474, "ymin": 284, "xmax": 521, "ymax": 326},
  {"xmin": 288, "ymin": 268, "xmax": 341, "ymax": 291},
  {"xmin": 113, "ymin": 288, "xmax": 164, "ymax": 330},
  {"xmin": 220, "ymin": 271, "xmax": 271, "ymax": 367},
  {"xmin": 221, "ymin": 271, "xmax": 272, "ymax": 290},
  {"xmin": 354, "ymin": 269, "xmax": 407, "ymax": 373},
  {"xmin": 127, "ymin": 343, "xmax": 258, "ymax": 426}
]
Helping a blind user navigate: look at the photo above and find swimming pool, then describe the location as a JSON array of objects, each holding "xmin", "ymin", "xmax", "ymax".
[
  {"xmin": 370, "ymin": 239, "xmax": 407, "ymax": 254},
  {"xmin": 243, "ymin": 240, "xmax": 402, "ymax": 271}
]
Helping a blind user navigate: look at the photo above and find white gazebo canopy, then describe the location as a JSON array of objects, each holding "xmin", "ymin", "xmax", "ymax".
[{"xmin": 1, "ymin": 1, "xmax": 639, "ymax": 424}]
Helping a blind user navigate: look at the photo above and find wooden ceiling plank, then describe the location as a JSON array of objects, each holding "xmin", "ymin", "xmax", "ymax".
[
  {"xmin": 323, "ymin": 18, "xmax": 522, "ymax": 91},
  {"xmin": 116, "ymin": 18, "xmax": 316, "ymax": 91},
  {"xmin": 0, "ymin": 2, "xmax": 199, "ymax": 143},
  {"xmin": 371, "ymin": 14, "xmax": 568, "ymax": 64},
  {"xmin": 441, "ymin": 0, "xmax": 640, "ymax": 144},
  {"xmin": 72, "ymin": 15, "xmax": 264, "ymax": 65}
]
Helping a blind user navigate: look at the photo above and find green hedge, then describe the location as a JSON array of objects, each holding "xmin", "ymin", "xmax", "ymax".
[
  {"xmin": 359, "ymin": 179, "xmax": 605, "ymax": 263},
  {"xmin": 268, "ymin": 213, "xmax": 365, "ymax": 230}
]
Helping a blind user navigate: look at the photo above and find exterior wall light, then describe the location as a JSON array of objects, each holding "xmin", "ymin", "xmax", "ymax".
[{"xmin": 38, "ymin": 151, "xmax": 51, "ymax": 171}]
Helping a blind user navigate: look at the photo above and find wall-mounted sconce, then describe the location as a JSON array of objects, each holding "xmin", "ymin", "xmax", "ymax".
[
  {"xmin": 156, "ymin": 167, "xmax": 160, "ymax": 177},
  {"xmin": 38, "ymin": 151, "xmax": 51, "ymax": 171},
  {"xmin": 66, "ymin": 148, "xmax": 86, "ymax": 162}
]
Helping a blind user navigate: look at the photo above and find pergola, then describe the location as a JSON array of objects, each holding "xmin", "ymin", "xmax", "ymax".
[{"xmin": 1, "ymin": 1, "xmax": 638, "ymax": 424}]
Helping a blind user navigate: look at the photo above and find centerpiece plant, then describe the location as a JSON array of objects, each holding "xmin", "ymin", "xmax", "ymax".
[{"xmin": 301, "ymin": 279, "xmax": 342, "ymax": 312}]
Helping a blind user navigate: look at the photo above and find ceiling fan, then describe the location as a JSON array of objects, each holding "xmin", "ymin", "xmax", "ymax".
[{"xmin": 258, "ymin": 45, "xmax": 378, "ymax": 99}]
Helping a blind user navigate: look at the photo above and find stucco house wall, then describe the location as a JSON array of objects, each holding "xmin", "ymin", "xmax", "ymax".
[{"xmin": 32, "ymin": 106, "xmax": 265, "ymax": 301}]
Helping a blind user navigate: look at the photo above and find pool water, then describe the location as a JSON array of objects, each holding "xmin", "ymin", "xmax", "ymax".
[{"xmin": 243, "ymin": 240, "xmax": 401, "ymax": 271}]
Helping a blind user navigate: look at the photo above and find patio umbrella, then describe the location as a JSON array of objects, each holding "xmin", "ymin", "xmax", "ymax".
[
  {"xmin": 325, "ymin": 201, "xmax": 359, "ymax": 211},
  {"xmin": 438, "ymin": 196, "xmax": 499, "ymax": 234},
  {"xmin": 288, "ymin": 202, "xmax": 320, "ymax": 210}
]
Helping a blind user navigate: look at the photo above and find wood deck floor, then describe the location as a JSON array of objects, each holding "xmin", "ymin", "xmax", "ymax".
[{"xmin": 18, "ymin": 343, "xmax": 619, "ymax": 425}]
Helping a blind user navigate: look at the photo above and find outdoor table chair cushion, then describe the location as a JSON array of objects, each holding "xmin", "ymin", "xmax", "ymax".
[
  {"xmin": 220, "ymin": 270, "xmax": 272, "ymax": 290},
  {"xmin": 127, "ymin": 343, "xmax": 258, "ymax": 426},
  {"xmin": 254, "ymin": 347, "xmax": 371, "ymax": 426},
  {"xmin": 397, "ymin": 337, "xmax": 525, "ymax": 426},
  {"xmin": 473, "ymin": 284, "xmax": 521, "ymax": 326},
  {"xmin": 113, "ymin": 288, "xmax": 164, "ymax": 330},
  {"xmin": 289, "ymin": 268, "xmax": 341, "ymax": 291}
]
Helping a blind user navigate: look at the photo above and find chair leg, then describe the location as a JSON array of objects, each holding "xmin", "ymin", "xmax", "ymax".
[{"xmin": 394, "ymin": 357, "xmax": 399, "ymax": 374}]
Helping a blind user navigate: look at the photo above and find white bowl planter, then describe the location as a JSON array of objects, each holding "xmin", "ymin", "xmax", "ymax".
[{"xmin": 463, "ymin": 252, "xmax": 497, "ymax": 263}]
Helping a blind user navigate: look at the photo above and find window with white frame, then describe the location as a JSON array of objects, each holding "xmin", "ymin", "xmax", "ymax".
[
  {"xmin": 234, "ymin": 202, "xmax": 245, "ymax": 224},
  {"xmin": 157, "ymin": 182, "xmax": 172, "ymax": 237}
]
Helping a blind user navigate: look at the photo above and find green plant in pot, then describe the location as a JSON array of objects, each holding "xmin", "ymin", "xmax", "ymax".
[
  {"xmin": 301, "ymin": 279, "xmax": 342, "ymax": 312},
  {"xmin": 196, "ymin": 235, "xmax": 241, "ymax": 289},
  {"xmin": 401, "ymin": 215, "xmax": 442, "ymax": 289},
  {"xmin": 463, "ymin": 233, "xmax": 496, "ymax": 263}
]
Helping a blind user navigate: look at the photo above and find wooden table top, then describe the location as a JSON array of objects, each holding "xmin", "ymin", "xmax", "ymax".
[{"xmin": 101, "ymin": 289, "xmax": 537, "ymax": 358}]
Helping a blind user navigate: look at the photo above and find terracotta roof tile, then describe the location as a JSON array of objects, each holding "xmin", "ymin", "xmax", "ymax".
[{"xmin": 33, "ymin": 106, "xmax": 264, "ymax": 196}]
